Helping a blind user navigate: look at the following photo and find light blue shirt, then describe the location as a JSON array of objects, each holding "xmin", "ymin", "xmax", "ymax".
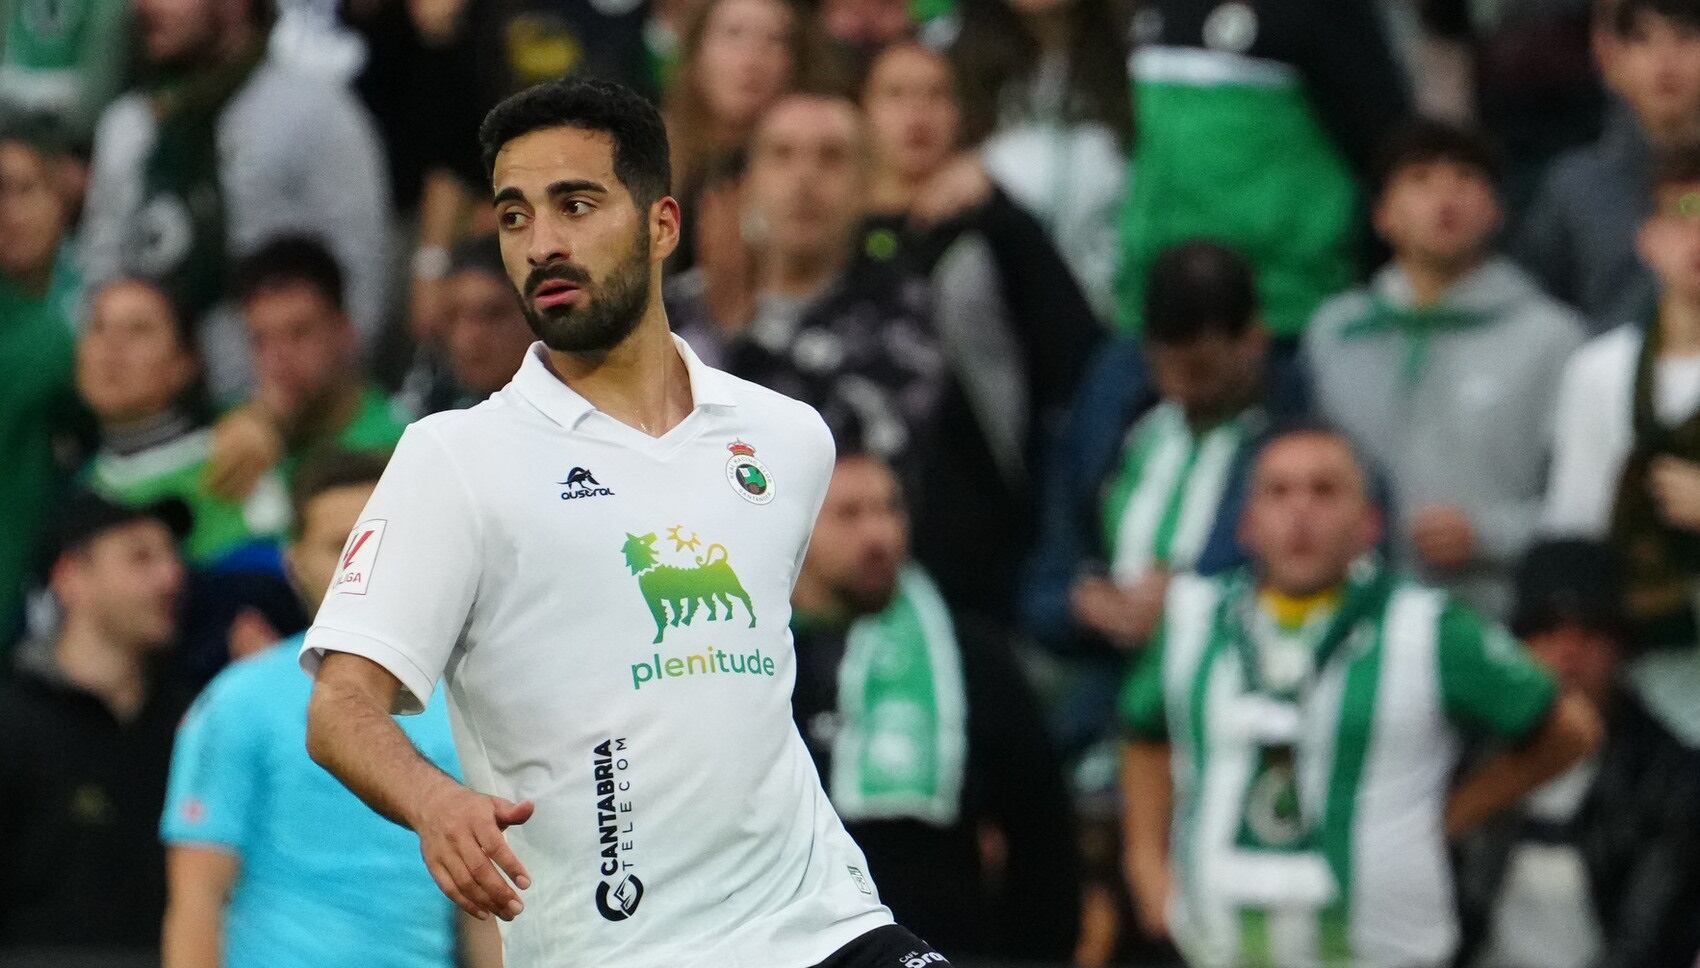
[{"xmin": 161, "ymin": 635, "xmax": 460, "ymax": 967}]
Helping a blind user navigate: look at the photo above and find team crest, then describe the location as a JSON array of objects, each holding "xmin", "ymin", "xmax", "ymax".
[
  {"xmin": 621, "ymin": 526, "xmax": 756, "ymax": 644},
  {"xmin": 724, "ymin": 440, "xmax": 775, "ymax": 505}
]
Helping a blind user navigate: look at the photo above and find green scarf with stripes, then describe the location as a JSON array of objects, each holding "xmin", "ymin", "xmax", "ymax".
[
  {"xmin": 1102, "ymin": 402, "xmax": 1260, "ymax": 585},
  {"xmin": 1337, "ymin": 293, "xmax": 1490, "ymax": 386},
  {"xmin": 829, "ymin": 566, "xmax": 968, "ymax": 826}
]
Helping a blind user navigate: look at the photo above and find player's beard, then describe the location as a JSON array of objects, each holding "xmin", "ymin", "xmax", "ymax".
[
  {"xmin": 832, "ymin": 558, "xmax": 901, "ymax": 618},
  {"xmin": 521, "ymin": 224, "xmax": 653, "ymax": 354}
]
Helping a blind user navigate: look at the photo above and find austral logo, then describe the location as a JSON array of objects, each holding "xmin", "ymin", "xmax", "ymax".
[
  {"xmin": 591, "ymin": 739, "xmax": 645, "ymax": 922},
  {"xmin": 621, "ymin": 526, "xmax": 756, "ymax": 644},
  {"xmin": 559, "ymin": 466, "xmax": 614, "ymax": 501}
]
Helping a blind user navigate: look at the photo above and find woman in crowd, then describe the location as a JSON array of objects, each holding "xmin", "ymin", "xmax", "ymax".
[
  {"xmin": 948, "ymin": 0, "xmax": 1132, "ymax": 319},
  {"xmin": 664, "ymin": 0, "xmax": 825, "ymax": 269}
]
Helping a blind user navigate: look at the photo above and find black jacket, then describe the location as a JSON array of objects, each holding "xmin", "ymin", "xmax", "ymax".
[
  {"xmin": 1455, "ymin": 692, "xmax": 1700, "ymax": 968},
  {"xmin": 791, "ymin": 607, "xmax": 1080, "ymax": 961}
]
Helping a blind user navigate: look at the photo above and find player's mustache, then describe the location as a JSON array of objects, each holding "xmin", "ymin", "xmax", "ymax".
[{"xmin": 524, "ymin": 262, "xmax": 592, "ymax": 299}]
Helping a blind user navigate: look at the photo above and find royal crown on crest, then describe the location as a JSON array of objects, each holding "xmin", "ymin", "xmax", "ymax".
[{"xmin": 727, "ymin": 441, "xmax": 756, "ymax": 458}]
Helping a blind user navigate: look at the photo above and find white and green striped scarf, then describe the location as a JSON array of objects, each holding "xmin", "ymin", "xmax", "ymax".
[
  {"xmin": 830, "ymin": 566, "xmax": 968, "ymax": 826},
  {"xmin": 1103, "ymin": 402, "xmax": 1258, "ymax": 584}
]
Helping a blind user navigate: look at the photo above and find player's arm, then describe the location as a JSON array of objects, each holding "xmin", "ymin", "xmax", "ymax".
[
  {"xmin": 162, "ymin": 846, "xmax": 238, "ymax": 968},
  {"xmin": 306, "ymin": 651, "xmax": 534, "ymax": 921},
  {"xmin": 1444, "ymin": 693, "xmax": 1600, "ymax": 838},
  {"xmin": 459, "ymin": 909, "xmax": 505, "ymax": 968}
]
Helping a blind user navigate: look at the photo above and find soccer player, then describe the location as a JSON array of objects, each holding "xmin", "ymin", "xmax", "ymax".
[
  {"xmin": 300, "ymin": 78, "xmax": 947, "ymax": 968},
  {"xmin": 1119, "ymin": 422, "xmax": 1601, "ymax": 968}
]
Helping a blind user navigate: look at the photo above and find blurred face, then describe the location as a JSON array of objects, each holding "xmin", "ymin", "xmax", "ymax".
[
  {"xmin": 697, "ymin": 0, "xmax": 795, "ymax": 131},
  {"xmin": 1375, "ymin": 159, "xmax": 1502, "ymax": 271},
  {"xmin": 800, "ymin": 456, "xmax": 908, "ymax": 617},
  {"xmin": 78, "ymin": 281, "xmax": 198, "ymax": 425},
  {"xmin": 287, "ymin": 482, "xmax": 376, "ymax": 614},
  {"xmin": 864, "ymin": 45, "xmax": 960, "ymax": 184},
  {"xmin": 1638, "ymin": 182, "xmax": 1700, "ymax": 300},
  {"xmin": 1525, "ymin": 621, "xmax": 1619, "ymax": 708},
  {"xmin": 1147, "ymin": 328, "xmax": 1267, "ymax": 426},
  {"xmin": 56, "ymin": 521, "xmax": 185, "ymax": 652},
  {"xmin": 746, "ymin": 96, "xmax": 866, "ymax": 262},
  {"xmin": 822, "ymin": 0, "xmax": 912, "ymax": 47},
  {"xmin": 135, "ymin": 0, "xmax": 223, "ymax": 66},
  {"xmin": 1605, "ymin": 12, "xmax": 1700, "ymax": 136},
  {"xmin": 1241, "ymin": 433, "xmax": 1381, "ymax": 597},
  {"xmin": 244, "ymin": 282, "xmax": 355, "ymax": 422},
  {"xmin": 0, "ymin": 141, "xmax": 65, "ymax": 281},
  {"xmin": 493, "ymin": 126, "xmax": 678, "ymax": 354},
  {"xmin": 445, "ymin": 268, "xmax": 534, "ymax": 397}
]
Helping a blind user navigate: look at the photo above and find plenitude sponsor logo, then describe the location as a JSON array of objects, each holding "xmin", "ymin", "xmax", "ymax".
[{"xmin": 630, "ymin": 645, "xmax": 778, "ymax": 691}]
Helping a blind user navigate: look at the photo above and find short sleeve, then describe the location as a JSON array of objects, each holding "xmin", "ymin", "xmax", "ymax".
[
  {"xmin": 1437, "ymin": 600, "xmax": 1558, "ymax": 741},
  {"xmin": 1118, "ymin": 625, "xmax": 1169, "ymax": 742},
  {"xmin": 300, "ymin": 423, "xmax": 483, "ymax": 713},
  {"xmin": 160, "ymin": 679, "xmax": 264, "ymax": 850}
]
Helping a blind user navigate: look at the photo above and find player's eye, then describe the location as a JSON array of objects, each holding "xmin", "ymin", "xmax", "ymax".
[
  {"xmin": 499, "ymin": 210, "xmax": 529, "ymax": 231},
  {"xmin": 564, "ymin": 199, "xmax": 593, "ymax": 216}
]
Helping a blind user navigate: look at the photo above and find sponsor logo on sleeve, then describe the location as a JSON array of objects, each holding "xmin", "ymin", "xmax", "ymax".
[{"xmin": 334, "ymin": 519, "xmax": 387, "ymax": 595}]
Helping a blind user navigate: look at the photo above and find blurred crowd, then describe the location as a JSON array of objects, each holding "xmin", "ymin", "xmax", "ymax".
[{"xmin": 5, "ymin": 0, "xmax": 1700, "ymax": 965}]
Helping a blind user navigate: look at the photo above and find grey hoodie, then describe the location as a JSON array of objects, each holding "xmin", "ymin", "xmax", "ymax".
[{"xmin": 1305, "ymin": 257, "xmax": 1587, "ymax": 617}]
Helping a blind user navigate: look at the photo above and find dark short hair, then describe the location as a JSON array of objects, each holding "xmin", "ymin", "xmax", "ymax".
[
  {"xmin": 233, "ymin": 234, "xmax": 346, "ymax": 311},
  {"xmin": 1374, "ymin": 118, "xmax": 1503, "ymax": 198},
  {"xmin": 478, "ymin": 77, "xmax": 671, "ymax": 209},
  {"xmin": 1253, "ymin": 417, "xmax": 1388, "ymax": 507},
  {"xmin": 289, "ymin": 448, "xmax": 392, "ymax": 539},
  {"xmin": 448, "ymin": 232, "xmax": 505, "ymax": 279},
  {"xmin": 1652, "ymin": 143, "xmax": 1700, "ymax": 196},
  {"xmin": 1144, "ymin": 240, "xmax": 1260, "ymax": 344},
  {"xmin": 1511, "ymin": 539, "xmax": 1629, "ymax": 642},
  {"xmin": 1613, "ymin": 0, "xmax": 1700, "ymax": 35}
]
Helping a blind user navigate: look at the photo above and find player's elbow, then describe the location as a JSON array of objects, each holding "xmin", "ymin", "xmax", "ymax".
[{"xmin": 305, "ymin": 682, "xmax": 341, "ymax": 770}]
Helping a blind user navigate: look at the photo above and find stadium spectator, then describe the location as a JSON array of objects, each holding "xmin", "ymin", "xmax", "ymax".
[
  {"xmin": 670, "ymin": 91, "xmax": 944, "ymax": 464},
  {"xmin": 790, "ymin": 449, "xmax": 1079, "ymax": 962},
  {"xmin": 1544, "ymin": 145, "xmax": 1700, "ymax": 742},
  {"xmin": 1307, "ymin": 120, "xmax": 1585, "ymax": 619},
  {"xmin": 1023, "ymin": 241, "xmax": 1307, "ymax": 656},
  {"xmin": 0, "ymin": 0, "xmax": 130, "ymax": 146},
  {"xmin": 400, "ymin": 233, "xmax": 536, "ymax": 416},
  {"xmin": 161, "ymin": 449, "xmax": 498, "ymax": 968},
  {"xmin": 1115, "ymin": 0, "xmax": 1408, "ymax": 339},
  {"xmin": 78, "ymin": 0, "xmax": 390, "ymax": 398},
  {"xmin": 1120, "ymin": 424, "xmax": 1600, "ymax": 968},
  {"xmin": 948, "ymin": 0, "xmax": 1130, "ymax": 319},
  {"xmin": 0, "ymin": 125, "xmax": 80, "ymax": 651},
  {"xmin": 1456, "ymin": 539, "xmax": 1700, "ymax": 968},
  {"xmin": 664, "ymin": 0, "xmax": 819, "ymax": 270},
  {"xmin": 818, "ymin": 0, "xmax": 913, "ymax": 77},
  {"xmin": 860, "ymin": 41, "xmax": 1100, "ymax": 620},
  {"xmin": 0, "ymin": 493, "xmax": 192, "ymax": 952},
  {"xmin": 1517, "ymin": 0, "xmax": 1700, "ymax": 331},
  {"xmin": 79, "ymin": 278, "xmax": 290, "ymax": 568}
]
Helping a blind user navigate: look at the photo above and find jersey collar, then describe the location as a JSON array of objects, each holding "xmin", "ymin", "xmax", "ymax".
[{"xmin": 513, "ymin": 334, "xmax": 740, "ymax": 430}]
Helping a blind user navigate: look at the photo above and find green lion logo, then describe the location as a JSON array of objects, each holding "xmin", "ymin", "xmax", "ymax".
[{"xmin": 620, "ymin": 528, "xmax": 756, "ymax": 644}]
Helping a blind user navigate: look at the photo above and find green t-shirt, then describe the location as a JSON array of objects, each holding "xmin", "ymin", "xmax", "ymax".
[
  {"xmin": 0, "ymin": 0, "xmax": 131, "ymax": 143},
  {"xmin": 0, "ymin": 247, "xmax": 80, "ymax": 643},
  {"xmin": 86, "ymin": 428, "xmax": 290, "ymax": 566},
  {"xmin": 277, "ymin": 384, "xmax": 408, "ymax": 483}
]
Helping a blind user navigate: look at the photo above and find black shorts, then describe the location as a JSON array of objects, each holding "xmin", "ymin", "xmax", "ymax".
[{"xmin": 810, "ymin": 924, "xmax": 953, "ymax": 968}]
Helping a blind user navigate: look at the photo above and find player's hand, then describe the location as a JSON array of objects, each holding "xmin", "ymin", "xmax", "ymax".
[
  {"xmin": 1410, "ymin": 506, "xmax": 1475, "ymax": 571},
  {"xmin": 910, "ymin": 154, "xmax": 993, "ymax": 226},
  {"xmin": 205, "ymin": 406, "xmax": 283, "ymax": 500},
  {"xmin": 1071, "ymin": 572, "xmax": 1168, "ymax": 649},
  {"xmin": 414, "ymin": 783, "xmax": 535, "ymax": 921}
]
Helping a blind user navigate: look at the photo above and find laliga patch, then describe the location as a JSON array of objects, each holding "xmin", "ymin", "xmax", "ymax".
[{"xmin": 334, "ymin": 519, "xmax": 387, "ymax": 595}]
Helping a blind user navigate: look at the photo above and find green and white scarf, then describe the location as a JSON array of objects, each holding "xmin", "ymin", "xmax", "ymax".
[
  {"xmin": 830, "ymin": 566, "xmax": 968, "ymax": 826},
  {"xmin": 1103, "ymin": 402, "xmax": 1256, "ymax": 584}
]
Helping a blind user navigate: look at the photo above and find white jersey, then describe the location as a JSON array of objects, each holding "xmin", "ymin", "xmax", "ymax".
[{"xmin": 301, "ymin": 338, "xmax": 893, "ymax": 968}]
